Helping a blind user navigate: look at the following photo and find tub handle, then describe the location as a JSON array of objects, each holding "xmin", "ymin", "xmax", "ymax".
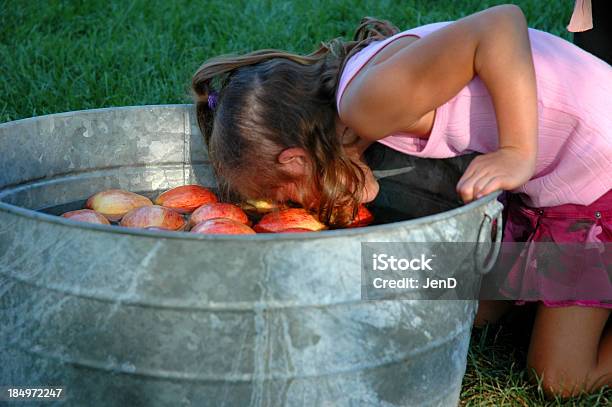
[{"xmin": 475, "ymin": 208, "xmax": 503, "ymax": 275}]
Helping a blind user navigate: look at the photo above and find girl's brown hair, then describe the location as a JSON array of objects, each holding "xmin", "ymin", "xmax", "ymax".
[{"xmin": 192, "ymin": 17, "xmax": 399, "ymax": 227}]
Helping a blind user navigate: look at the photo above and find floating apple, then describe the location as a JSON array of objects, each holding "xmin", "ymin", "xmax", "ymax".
[
  {"xmin": 155, "ymin": 185, "xmax": 218, "ymax": 214},
  {"xmin": 85, "ymin": 189, "xmax": 153, "ymax": 221},
  {"xmin": 189, "ymin": 203, "xmax": 250, "ymax": 228},
  {"xmin": 347, "ymin": 205, "xmax": 374, "ymax": 228},
  {"xmin": 253, "ymin": 208, "xmax": 326, "ymax": 233},
  {"xmin": 120, "ymin": 205, "xmax": 185, "ymax": 231},
  {"xmin": 239, "ymin": 198, "xmax": 287, "ymax": 215},
  {"xmin": 61, "ymin": 209, "xmax": 111, "ymax": 225},
  {"xmin": 191, "ymin": 218, "xmax": 256, "ymax": 235},
  {"xmin": 328, "ymin": 204, "xmax": 375, "ymax": 228}
]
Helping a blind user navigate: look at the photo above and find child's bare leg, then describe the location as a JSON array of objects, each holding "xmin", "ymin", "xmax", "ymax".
[
  {"xmin": 474, "ymin": 300, "xmax": 513, "ymax": 327},
  {"xmin": 527, "ymin": 304, "xmax": 612, "ymax": 398}
]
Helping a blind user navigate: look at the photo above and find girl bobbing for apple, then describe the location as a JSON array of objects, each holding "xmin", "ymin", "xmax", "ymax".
[{"xmin": 192, "ymin": 5, "xmax": 612, "ymax": 398}]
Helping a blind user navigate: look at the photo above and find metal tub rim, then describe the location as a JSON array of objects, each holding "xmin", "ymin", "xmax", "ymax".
[
  {"xmin": 0, "ymin": 103, "xmax": 501, "ymax": 241},
  {"xmin": 0, "ymin": 103, "xmax": 191, "ymax": 128}
]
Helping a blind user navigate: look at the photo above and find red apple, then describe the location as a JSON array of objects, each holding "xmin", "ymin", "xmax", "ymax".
[
  {"xmin": 61, "ymin": 209, "xmax": 111, "ymax": 225},
  {"xmin": 189, "ymin": 203, "xmax": 250, "ymax": 228},
  {"xmin": 253, "ymin": 208, "xmax": 326, "ymax": 233},
  {"xmin": 239, "ymin": 198, "xmax": 288, "ymax": 215},
  {"xmin": 85, "ymin": 189, "xmax": 153, "ymax": 221},
  {"xmin": 120, "ymin": 205, "xmax": 186, "ymax": 231},
  {"xmin": 347, "ymin": 205, "xmax": 374, "ymax": 228},
  {"xmin": 190, "ymin": 218, "xmax": 256, "ymax": 235},
  {"xmin": 155, "ymin": 185, "xmax": 218, "ymax": 214}
]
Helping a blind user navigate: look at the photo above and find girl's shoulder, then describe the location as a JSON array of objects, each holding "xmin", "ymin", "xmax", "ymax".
[{"xmin": 336, "ymin": 22, "xmax": 453, "ymax": 115}]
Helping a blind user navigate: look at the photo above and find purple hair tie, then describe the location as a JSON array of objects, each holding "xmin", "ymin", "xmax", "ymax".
[{"xmin": 207, "ymin": 91, "xmax": 219, "ymax": 110}]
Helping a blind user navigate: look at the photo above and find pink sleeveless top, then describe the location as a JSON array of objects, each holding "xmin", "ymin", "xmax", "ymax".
[{"xmin": 336, "ymin": 22, "xmax": 612, "ymax": 208}]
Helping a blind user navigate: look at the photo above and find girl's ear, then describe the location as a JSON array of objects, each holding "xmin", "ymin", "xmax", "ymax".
[{"xmin": 277, "ymin": 147, "xmax": 310, "ymax": 176}]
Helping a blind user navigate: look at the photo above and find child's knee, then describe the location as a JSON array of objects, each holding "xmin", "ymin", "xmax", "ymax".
[{"xmin": 526, "ymin": 359, "xmax": 588, "ymax": 399}]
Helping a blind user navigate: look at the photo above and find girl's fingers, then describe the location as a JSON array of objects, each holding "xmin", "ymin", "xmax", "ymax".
[
  {"xmin": 456, "ymin": 173, "xmax": 476, "ymax": 202},
  {"xmin": 460, "ymin": 160, "xmax": 479, "ymax": 182},
  {"xmin": 457, "ymin": 171, "xmax": 489, "ymax": 203},
  {"xmin": 456, "ymin": 162, "xmax": 480, "ymax": 192},
  {"xmin": 459, "ymin": 156, "xmax": 488, "ymax": 183},
  {"xmin": 474, "ymin": 176, "xmax": 501, "ymax": 199},
  {"xmin": 472, "ymin": 176, "xmax": 491, "ymax": 199}
]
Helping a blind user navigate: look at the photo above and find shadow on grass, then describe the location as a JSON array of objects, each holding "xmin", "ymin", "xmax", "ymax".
[{"xmin": 461, "ymin": 303, "xmax": 611, "ymax": 406}]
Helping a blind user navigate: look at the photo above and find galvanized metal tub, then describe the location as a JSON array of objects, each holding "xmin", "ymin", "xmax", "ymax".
[{"xmin": 0, "ymin": 105, "xmax": 502, "ymax": 406}]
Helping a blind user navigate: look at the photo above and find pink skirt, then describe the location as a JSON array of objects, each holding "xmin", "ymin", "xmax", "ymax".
[{"xmin": 498, "ymin": 190, "xmax": 612, "ymax": 309}]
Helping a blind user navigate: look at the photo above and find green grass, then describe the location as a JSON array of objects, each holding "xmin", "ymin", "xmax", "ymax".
[
  {"xmin": 1, "ymin": 0, "xmax": 573, "ymax": 123},
  {"xmin": 2, "ymin": 1, "xmax": 609, "ymax": 405},
  {"xmin": 462, "ymin": 305, "xmax": 611, "ymax": 406}
]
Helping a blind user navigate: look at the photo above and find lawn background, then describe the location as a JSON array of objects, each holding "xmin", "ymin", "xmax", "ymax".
[
  {"xmin": 0, "ymin": 0, "xmax": 577, "ymax": 122},
  {"xmin": 1, "ymin": 0, "xmax": 610, "ymax": 405}
]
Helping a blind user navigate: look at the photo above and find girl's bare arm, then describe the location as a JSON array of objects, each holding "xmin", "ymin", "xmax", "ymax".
[{"xmin": 339, "ymin": 5, "xmax": 538, "ymax": 202}]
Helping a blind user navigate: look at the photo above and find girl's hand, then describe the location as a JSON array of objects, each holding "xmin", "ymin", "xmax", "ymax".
[{"xmin": 456, "ymin": 147, "xmax": 536, "ymax": 203}]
